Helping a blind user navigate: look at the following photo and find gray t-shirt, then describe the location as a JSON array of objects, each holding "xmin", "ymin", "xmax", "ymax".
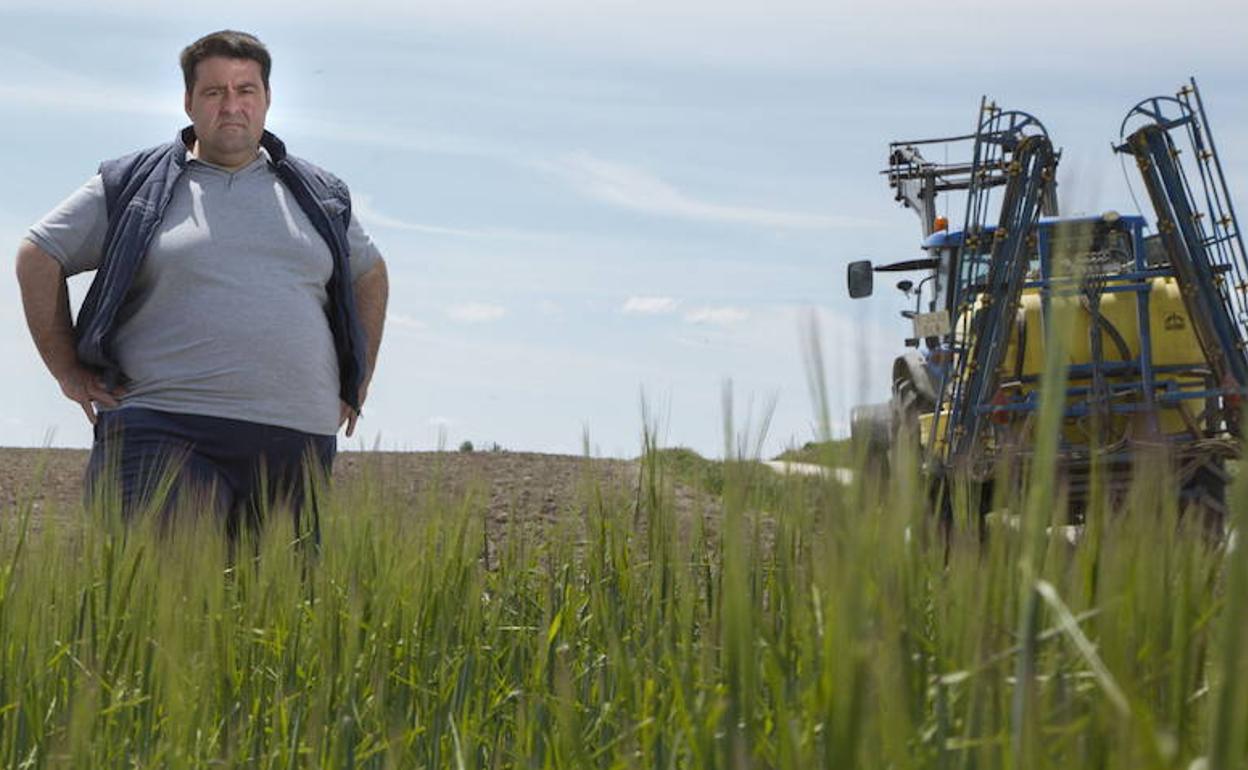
[{"xmin": 26, "ymin": 153, "xmax": 382, "ymax": 436}]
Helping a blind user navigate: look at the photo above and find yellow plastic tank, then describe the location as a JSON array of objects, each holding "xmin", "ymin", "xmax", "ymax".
[{"xmin": 921, "ymin": 276, "xmax": 1208, "ymax": 455}]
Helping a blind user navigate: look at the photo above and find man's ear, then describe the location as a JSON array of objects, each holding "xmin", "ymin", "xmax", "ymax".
[{"xmin": 184, "ymin": 90, "xmax": 192, "ymax": 118}]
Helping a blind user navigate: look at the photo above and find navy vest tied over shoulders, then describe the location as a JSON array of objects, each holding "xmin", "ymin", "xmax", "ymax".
[{"xmin": 76, "ymin": 126, "xmax": 367, "ymax": 412}]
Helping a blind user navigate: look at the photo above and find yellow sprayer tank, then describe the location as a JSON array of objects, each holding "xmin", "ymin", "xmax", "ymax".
[{"xmin": 920, "ymin": 277, "xmax": 1207, "ymax": 453}]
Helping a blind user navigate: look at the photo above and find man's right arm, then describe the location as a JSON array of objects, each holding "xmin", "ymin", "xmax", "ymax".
[{"xmin": 15, "ymin": 239, "xmax": 122, "ymax": 424}]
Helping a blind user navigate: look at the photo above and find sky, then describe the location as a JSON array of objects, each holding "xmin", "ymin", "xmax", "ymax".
[{"xmin": 2, "ymin": 0, "xmax": 1246, "ymax": 458}]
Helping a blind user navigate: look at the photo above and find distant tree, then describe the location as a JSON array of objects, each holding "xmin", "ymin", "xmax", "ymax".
[{"xmin": 458, "ymin": 440, "xmax": 474, "ymax": 453}]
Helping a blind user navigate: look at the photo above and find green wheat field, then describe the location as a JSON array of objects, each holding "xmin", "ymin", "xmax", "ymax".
[
  {"xmin": 3, "ymin": 321, "xmax": 1248, "ymax": 770},
  {"xmin": 0, "ymin": 425, "xmax": 1244, "ymax": 769}
]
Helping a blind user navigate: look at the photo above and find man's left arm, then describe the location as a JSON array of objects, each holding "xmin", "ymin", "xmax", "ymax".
[{"xmin": 342, "ymin": 258, "xmax": 388, "ymax": 437}]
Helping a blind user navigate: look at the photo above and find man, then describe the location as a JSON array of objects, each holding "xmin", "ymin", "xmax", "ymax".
[{"xmin": 15, "ymin": 30, "xmax": 388, "ymax": 538}]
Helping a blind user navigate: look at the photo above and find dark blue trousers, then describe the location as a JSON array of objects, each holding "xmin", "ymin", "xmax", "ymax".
[{"xmin": 86, "ymin": 407, "xmax": 336, "ymax": 541}]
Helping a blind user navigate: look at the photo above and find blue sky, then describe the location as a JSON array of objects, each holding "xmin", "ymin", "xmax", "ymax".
[{"xmin": 2, "ymin": 0, "xmax": 1246, "ymax": 457}]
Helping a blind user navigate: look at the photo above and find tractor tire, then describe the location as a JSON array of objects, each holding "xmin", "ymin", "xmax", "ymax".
[
  {"xmin": 851, "ymin": 402, "xmax": 893, "ymax": 484},
  {"xmin": 889, "ymin": 376, "xmax": 923, "ymax": 477},
  {"xmin": 1180, "ymin": 460, "xmax": 1229, "ymax": 536}
]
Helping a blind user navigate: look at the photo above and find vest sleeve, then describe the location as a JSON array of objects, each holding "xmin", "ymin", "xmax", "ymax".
[{"xmin": 25, "ymin": 174, "xmax": 109, "ymax": 276}]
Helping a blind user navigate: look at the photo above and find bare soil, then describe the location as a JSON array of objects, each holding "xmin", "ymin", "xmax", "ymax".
[{"xmin": 0, "ymin": 447, "xmax": 654, "ymax": 535}]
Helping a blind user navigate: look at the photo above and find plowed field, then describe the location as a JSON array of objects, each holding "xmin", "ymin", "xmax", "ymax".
[{"xmin": 0, "ymin": 447, "xmax": 654, "ymax": 536}]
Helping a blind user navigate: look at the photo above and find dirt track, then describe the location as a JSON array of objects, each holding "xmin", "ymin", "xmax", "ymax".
[{"xmin": 0, "ymin": 447, "xmax": 648, "ymax": 532}]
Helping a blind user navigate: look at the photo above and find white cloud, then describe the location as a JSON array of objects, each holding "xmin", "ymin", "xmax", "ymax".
[
  {"xmin": 10, "ymin": 0, "xmax": 1243, "ymax": 73},
  {"xmin": 0, "ymin": 81, "xmax": 178, "ymax": 119},
  {"xmin": 0, "ymin": 45, "xmax": 524, "ymax": 167},
  {"xmin": 447, "ymin": 303, "xmax": 506, "ymax": 323},
  {"xmin": 685, "ymin": 306, "xmax": 749, "ymax": 325},
  {"xmin": 622, "ymin": 296, "xmax": 679, "ymax": 315},
  {"xmin": 0, "ymin": 46, "xmax": 179, "ymax": 118},
  {"xmin": 537, "ymin": 300, "xmax": 563, "ymax": 316},
  {"xmin": 288, "ymin": 115, "xmax": 517, "ymax": 163},
  {"xmin": 354, "ymin": 194, "xmax": 524, "ymax": 239},
  {"xmin": 386, "ymin": 312, "xmax": 428, "ymax": 331},
  {"xmin": 550, "ymin": 151, "xmax": 875, "ymax": 230}
]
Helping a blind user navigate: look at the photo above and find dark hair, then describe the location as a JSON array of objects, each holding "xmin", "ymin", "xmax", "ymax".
[{"xmin": 180, "ymin": 30, "xmax": 271, "ymax": 92}]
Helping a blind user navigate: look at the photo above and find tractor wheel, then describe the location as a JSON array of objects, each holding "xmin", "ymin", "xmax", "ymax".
[
  {"xmin": 930, "ymin": 474, "xmax": 995, "ymax": 541},
  {"xmin": 850, "ymin": 402, "xmax": 893, "ymax": 483},
  {"xmin": 889, "ymin": 377, "xmax": 922, "ymax": 477},
  {"xmin": 1180, "ymin": 461, "xmax": 1229, "ymax": 537}
]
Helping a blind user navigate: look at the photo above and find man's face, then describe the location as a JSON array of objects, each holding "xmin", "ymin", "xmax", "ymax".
[{"xmin": 184, "ymin": 56, "xmax": 269, "ymax": 166}]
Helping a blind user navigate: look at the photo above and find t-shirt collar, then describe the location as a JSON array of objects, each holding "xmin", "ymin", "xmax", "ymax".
[{"xmin": 176, "ymin": 125, "xmax": 282, "ymax": 172}]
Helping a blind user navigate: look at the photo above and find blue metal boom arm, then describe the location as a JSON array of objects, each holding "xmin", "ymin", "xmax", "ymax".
[
  {"xmin": 945, "ymin": 132, "xmax": 1059, "ymax": 464},
  {"xmin": 927, "ymin": 103, "xmax": 1059, "ymax": 469},
  {"xmin": 1118, "ymin": 80, "xmax": 1248, "ymax": 432}
]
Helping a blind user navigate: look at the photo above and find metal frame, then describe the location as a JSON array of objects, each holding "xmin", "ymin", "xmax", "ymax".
[
  {"xmin": 1117, "ymin": 81, "xmax": 1248, "ymax": 409},
  {"xmin": 932, "ymin": 103, "xmax": 1060, "ymax": 472}
]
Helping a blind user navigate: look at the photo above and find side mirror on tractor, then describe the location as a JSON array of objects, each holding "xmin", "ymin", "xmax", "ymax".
[{"xmin": 847, "ymin": 260, "xmax": 874, "ymax": 298}]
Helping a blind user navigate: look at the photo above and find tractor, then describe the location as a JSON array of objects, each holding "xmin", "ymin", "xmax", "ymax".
[{"xmin": 847, "ymin": 80, "xmax": 1245, "ymax": 523}]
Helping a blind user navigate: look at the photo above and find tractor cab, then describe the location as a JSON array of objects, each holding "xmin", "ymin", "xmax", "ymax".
[{"xmin": 929, "ymin": 212, "xmax": 1150, "ymax": 312}]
